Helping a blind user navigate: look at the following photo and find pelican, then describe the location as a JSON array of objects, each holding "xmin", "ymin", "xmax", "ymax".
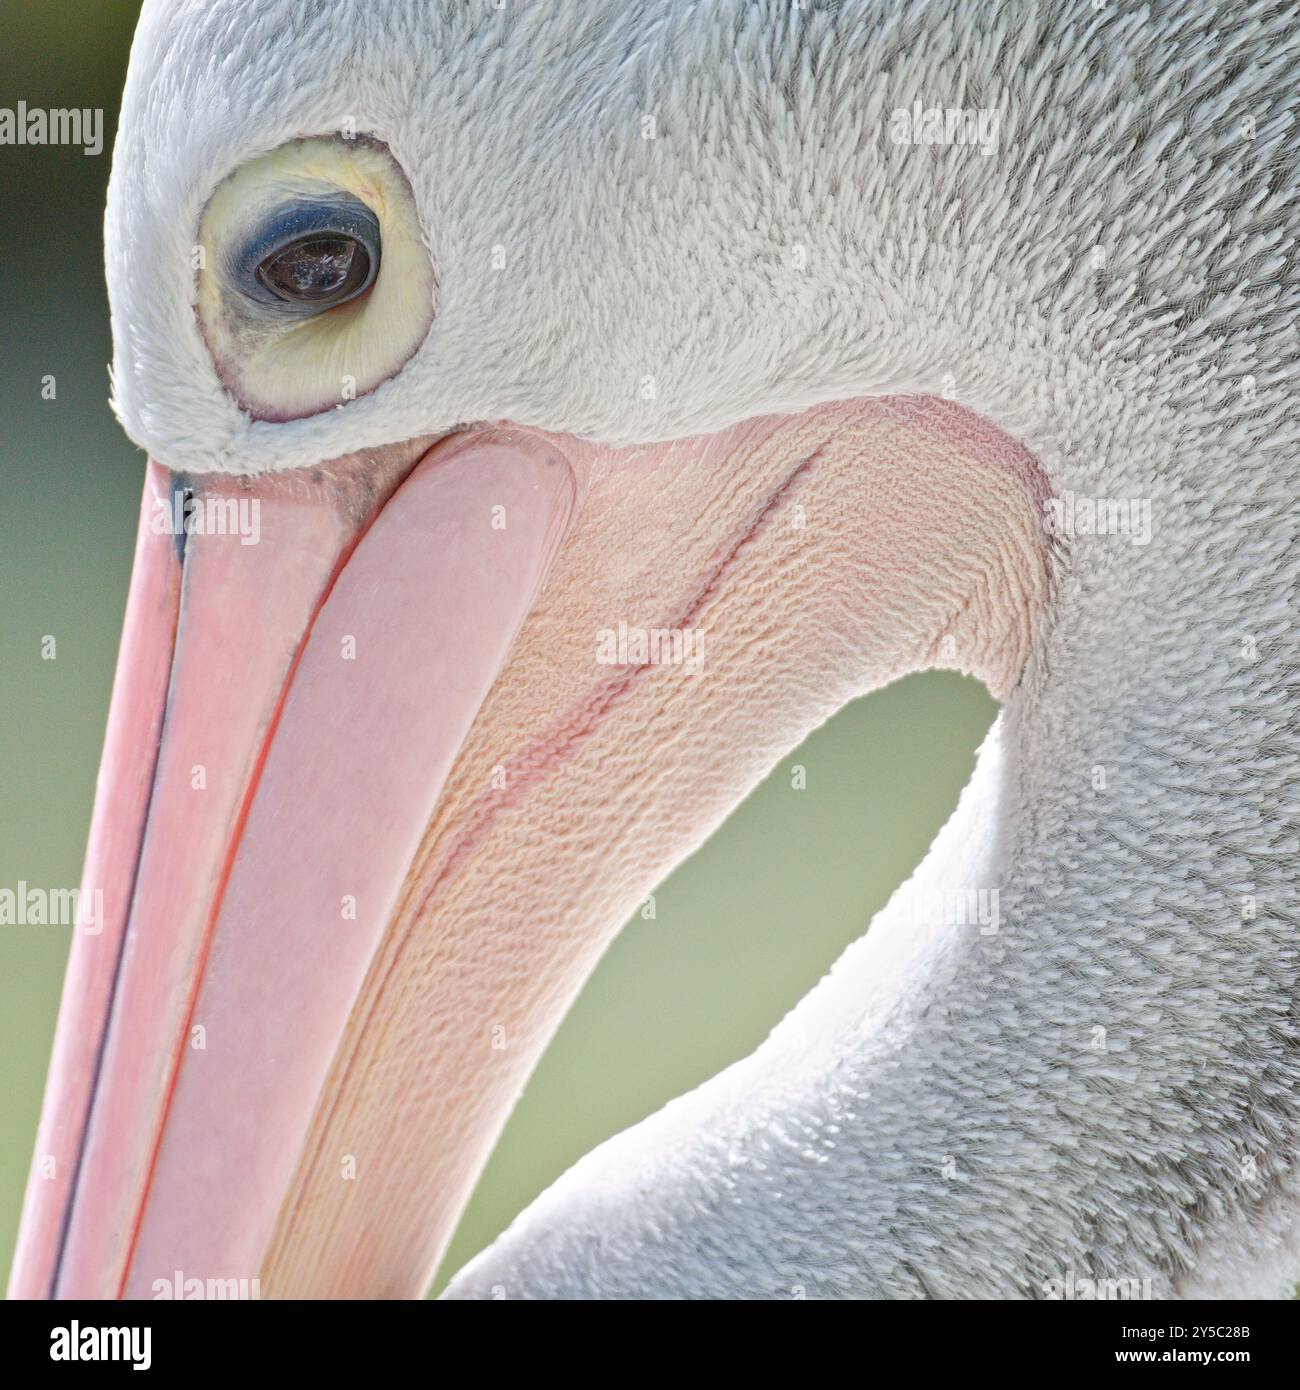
[{"xmin": 9, "ymin": 0, "xmax": 1299, "ymax": 1301}]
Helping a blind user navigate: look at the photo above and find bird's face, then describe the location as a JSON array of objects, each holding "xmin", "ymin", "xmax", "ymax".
[
  {"xmin": 105, "ymin": 0, "xmax": 793, "ymax": 476},
  {"xmin": 13, "ymin": 0, "xmax": 1051, "ymax": 1298}
]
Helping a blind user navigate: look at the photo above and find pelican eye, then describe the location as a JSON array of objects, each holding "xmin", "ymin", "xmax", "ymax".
[
  {"xmin": 256, "ymin": 234, "xmax": 374, "ymax": 306},
  {"xmin": 235, "ymin": 193, "xmax": 381, "ymax": 314},
  {"xmin": 198, "ymin": 135, "xmax": 434, "ymax": 421}
]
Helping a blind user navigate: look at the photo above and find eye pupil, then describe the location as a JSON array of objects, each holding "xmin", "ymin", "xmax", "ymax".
[{"xmin": 256, "ymin": 234, "xmax": 372, "ymax": 306}]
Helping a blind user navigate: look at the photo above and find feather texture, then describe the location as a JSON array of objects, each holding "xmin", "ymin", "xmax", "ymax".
[{"xmin": 104, "ymin": 0, "xmax": 1299, "ymax": 1298}]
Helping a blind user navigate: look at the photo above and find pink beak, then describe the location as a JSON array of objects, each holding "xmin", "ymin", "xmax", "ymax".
[{"xmin": 8, "ymin": 430, "xmax": 577, "ymax": 1299}]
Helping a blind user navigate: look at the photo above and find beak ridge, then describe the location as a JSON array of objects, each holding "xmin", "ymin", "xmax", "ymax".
[{"xmin": 10, "ymin": 433, "xmax": 577, "ymax": 1299}]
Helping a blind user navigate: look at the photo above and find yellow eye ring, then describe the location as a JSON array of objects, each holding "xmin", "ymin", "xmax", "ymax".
[{"xmin": 197, "ymin": 135, "xmax": 434, "ymax": 422}]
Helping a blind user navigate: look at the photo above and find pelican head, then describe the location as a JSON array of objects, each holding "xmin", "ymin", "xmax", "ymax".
[{"xmin": 11, "ymin": 0, "xmax": 1299, "ymax": 1300}]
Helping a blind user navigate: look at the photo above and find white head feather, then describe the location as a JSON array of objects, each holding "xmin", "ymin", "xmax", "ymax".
[{"xmin": 106, "ymin": 0, "xmax": 1299, "ymax": 1299}]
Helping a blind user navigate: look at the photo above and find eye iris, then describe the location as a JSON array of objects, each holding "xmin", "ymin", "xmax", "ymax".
[{"xmin": 256, "ymin": 235, "xmax": 371, "ymax": 305}]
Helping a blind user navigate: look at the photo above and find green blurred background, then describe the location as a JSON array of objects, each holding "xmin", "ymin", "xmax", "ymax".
[{"xmin": 0, "ymin": 3, "xmax": 994, "ymax": 1296}]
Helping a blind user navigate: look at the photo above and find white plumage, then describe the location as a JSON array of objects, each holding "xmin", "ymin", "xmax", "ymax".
[{"xmin": 105, "ymin": 0, "xmax": 1298, "ymax": 1298}]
